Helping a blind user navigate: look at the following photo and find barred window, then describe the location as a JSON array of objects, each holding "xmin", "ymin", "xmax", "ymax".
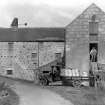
[
  {"xmin": 8, "ymin": 42, "xmax": 14, "ymax": 51},
  {"xmin": 89, "ymin": 15, "xmax": 98, "ymax": 35},
  {"xmin": 89, "ymin": 22, "xmax": 98, "ymax": 35},
  {"xmin": 7, "ymin": 70, "xmax": 13, "ymax": 75},
  {"xmin": 31, "ymin": 53, "xmax": 37, "ymax": 58},
  {"xmin": 55, "ymin": 53, "xmax": 61, "ymax": 59}
]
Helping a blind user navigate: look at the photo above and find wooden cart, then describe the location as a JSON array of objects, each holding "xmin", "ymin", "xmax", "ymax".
[{"xmin": 60, "ymin": 68, "xmax": 89, "ymax": 87}]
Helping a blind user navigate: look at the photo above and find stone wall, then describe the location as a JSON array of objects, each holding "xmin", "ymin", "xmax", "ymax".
[
  {"xmin": 0, "ymin": 42, "xmax": 64, "ymax": 81},
  {"xmin": 66, "ymin": 4, "xmax": 105, "ymax": 74},
  {"xmin": 39, "ymin": 42, "xmax": 64, "ymax": 66}
]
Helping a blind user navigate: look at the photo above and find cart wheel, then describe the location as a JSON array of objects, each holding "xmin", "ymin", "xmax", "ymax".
[
  {"xmin": 39, "ymin": 77, "xmax": 49, "ymax": 86},
  {"xmin": 72, "ymin": 80, "xmax": 81, "ymax": 88}
]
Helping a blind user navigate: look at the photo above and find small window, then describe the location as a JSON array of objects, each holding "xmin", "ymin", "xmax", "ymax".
[
  {"xmin": 8, "ymin": 42, "xmax": 14, "ymax": 51},
  {"xmin": 89, "ymin": 15, "xmax": 98, "ymax": 35},
  {"xmin": 31, "ymin": 53, "xmax": 37, "ymax": 58},
  {"xmin": 7, "ymin": 70, "xmax": 13, "ymax": 75},
  {"xmin": 89, "ymin": 22, "xmax": 98, "ymax": 35},
  {"xmin": 55, "ymin": 53, "xmax": 61, "ymax": 59},
  {"xmin": 91, "ymin": 15, "xmax": 96, "ymax": 22},
  {"xmin": 8, "ymin": 42, "xmax": 14, "ymax": 46}
]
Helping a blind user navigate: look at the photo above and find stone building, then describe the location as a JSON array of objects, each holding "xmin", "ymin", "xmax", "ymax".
[
  {"xmin": 1, "ymin": 3, "xmax": 105, "ymax": 82},
  {"xmin": 0, "ymin": 28, "xmax": 64, "ymax": 81},
  {"xmin": 66, "ymin": 3, "xmax": 105, "ymax": 75}
]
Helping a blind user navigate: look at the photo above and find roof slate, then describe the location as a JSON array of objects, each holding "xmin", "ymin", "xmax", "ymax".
[{"xmin": 0, "ymin": 28, "xmax": 65, "ymax": 42}]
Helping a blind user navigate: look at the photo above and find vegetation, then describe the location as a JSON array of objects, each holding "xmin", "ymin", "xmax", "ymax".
[
  {"xmin": 0, "ymin": 82, "xmax": 19, "ymax": 105},
  {"xmin": 45, "ymin": 85, "xmax": 105, "ymax": 105}
]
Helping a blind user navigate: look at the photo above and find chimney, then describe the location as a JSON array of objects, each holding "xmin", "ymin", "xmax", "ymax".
[{"xmin": 11, "ymin": 17, "xmax": 18, "ymax": 28}]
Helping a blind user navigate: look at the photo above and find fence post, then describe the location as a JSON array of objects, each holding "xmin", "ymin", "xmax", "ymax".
[{"xmin": 89, "ymin": 70, "xmax": 95, "ymax": 87}]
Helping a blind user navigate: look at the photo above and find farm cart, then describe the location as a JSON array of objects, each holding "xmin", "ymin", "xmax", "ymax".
[
  {"xmin": 60, "ymin": 68, "xmax": 89, "ymax": 87},
  {"xmin": 38, "ymin": 60, "xmax": 105, "ymax": 87},
  {"xmin": 38, "ymin": 65, "xmax": 61, "ymax": 86},
  {"xmin": 38, "ymin": 65, "xmax": 90, "ymax": 87},
  {"xmin": 62, "ymin": 63, "xmax": 105, "ymax": 88}
]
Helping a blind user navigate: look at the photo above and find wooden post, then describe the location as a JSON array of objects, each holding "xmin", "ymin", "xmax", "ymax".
[
  {"xmin": 34, "ymin": 42, "xmax": 40, "ymax": 84},
  {"xmin": 34, "ymin": 68, "xmax": 39, "ymax": 84},
  {"xmin": 89, "ymin": 62, "xmax": 95, "ymax": 87}
]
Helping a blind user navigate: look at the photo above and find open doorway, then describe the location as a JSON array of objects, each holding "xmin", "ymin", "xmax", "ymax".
[{"xmin": 89, "ymin": 43, "xmax": 98, "ymax": 62}]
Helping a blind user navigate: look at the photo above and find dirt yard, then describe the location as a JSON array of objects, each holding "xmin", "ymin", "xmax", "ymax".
[
  {"xmin": 44, "ymin": 84, "xmax": 105, "ymax": 105},
  {"xmin": 0, "ymin": 78, "xmax": 19, "ymax": 105},
  {"xmin": 0, "ymin": 76, "xmax": 105, "ymax": 105},
  {"xmin": 0, "ymin": 76, "xmax": 73, "ymax": 105}
]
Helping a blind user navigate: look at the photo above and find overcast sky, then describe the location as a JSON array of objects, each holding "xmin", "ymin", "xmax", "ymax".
[{"xmin": 0, "ymin": 0, "xmax": 105, "ymax": 27}]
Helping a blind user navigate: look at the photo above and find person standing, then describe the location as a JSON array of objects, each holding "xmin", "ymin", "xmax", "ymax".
[{"xmin": 90, "ymin": 47, "xmax": 97, "ymax": 62}]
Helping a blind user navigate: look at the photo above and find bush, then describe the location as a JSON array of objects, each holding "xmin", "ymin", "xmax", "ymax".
[{"xmin": 0, "ymin": 81, "xmax": 19, "ymax": 105}]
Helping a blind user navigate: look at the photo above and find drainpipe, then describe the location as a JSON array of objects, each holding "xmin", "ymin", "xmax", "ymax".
[
  {"xmin": 89, "ymin": 62, "xmax": 95, "ymax": 87},
  {"xmin": 63, "ymin": 28, "xmax": 66, "ymax": 68},
  {"xmin": 34, "ymin": 42, "xmax": 40, "ymax": 84}
]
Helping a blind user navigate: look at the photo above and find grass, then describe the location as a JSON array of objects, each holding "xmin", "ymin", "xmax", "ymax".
[
  {"xmin": 45, "ymin": 85, "xmax": 105, "ymax": 105},
  {"xmin": 0, "ymin": 82, "xmax": 19, "ymax": 105}
]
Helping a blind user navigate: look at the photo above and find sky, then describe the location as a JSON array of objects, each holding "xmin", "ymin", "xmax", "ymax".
[{"xmin": 0, "ymin": 0, "xmax": 105, "ymax": 27}]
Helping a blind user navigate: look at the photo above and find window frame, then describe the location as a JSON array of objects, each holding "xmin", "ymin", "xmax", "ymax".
[
  {"xmin": 31, "ymin": 53, "xmax": 37, "ymax": 58},
  {"xmin": 55, "ymin": 53, "xmax": 62, "ymax": 59},
  {"xmin": 6, "ymin": 70, "xmax": 13, "ymax": 75},
  {"xmin": 89, "ymin": 21, "xmax": 98, "ymax": 35}
]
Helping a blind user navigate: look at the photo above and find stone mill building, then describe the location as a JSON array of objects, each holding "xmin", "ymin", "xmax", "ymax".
[
  {"xmin": 66, "ymin": 3, "xmax": 105, "ymax": 75},
  {"xmin": 0, "ymin": 28, "xmax": 64, "ymax": 81},
  {"xmin": 0, "ymin": 3, "xmax": 105, "ymax": 82}
]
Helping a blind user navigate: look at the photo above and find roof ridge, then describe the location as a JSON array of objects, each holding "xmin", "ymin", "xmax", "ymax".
[
  {"xmin": 66, "ymin": 3, "xmax": 105, "ymax": 27},
  {"xmin": 0, "ymin": 27, "xmax": 65, "ymax": 29}
]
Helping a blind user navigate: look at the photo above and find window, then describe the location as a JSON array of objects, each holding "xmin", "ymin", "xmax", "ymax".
[
  {"xmin": 7, "ymin": 70, "xmax": 13, "ymax": 75},
  {"xmin": 89, "ymin": 22, "xmax": 98, "ymax": 35},
  {"xmin": 8, "ymin": 42, "xmax": 14, "ymax": 46},
  {"xmin": 89, "ymin": 15, "xmax": 98, "ymax": 35},
  {"xmin": 55, "ymin": 53, "xmax": 61, "ymax": 59},
  {"xmin": 31, "ymin": 53, "xmax": 37, "ymax": 58},
  {"xmin": 31, "ymin": 53, "xmax": 37, "ymax": 62},
  {"xmin": 8, "ymin": 42, "xmax": 14, "ymax": 51},
  {"xmin": 91, "ymin": 15, "xmax": 96, "ymax": 21}
]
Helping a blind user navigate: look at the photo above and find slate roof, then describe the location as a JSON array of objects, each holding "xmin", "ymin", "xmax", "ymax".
[{"xmin": 0, "ymin": 28, "xmax": 65, "ymax": 42}]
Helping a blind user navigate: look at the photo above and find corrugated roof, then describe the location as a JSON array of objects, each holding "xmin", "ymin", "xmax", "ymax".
[{"xmin": 0, "ymin": 28, "xmax": 65, "ymax": 42}]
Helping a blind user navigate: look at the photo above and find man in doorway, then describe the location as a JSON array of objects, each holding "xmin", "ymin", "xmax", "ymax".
[{"xmin": 90, "ymin": 47, "xmax": 97, "ymax": 62}]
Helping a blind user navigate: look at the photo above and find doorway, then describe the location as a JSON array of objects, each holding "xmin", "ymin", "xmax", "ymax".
[{"xmin": 89, "ymin": 43, "xmax": 98, "ymax": 62}]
